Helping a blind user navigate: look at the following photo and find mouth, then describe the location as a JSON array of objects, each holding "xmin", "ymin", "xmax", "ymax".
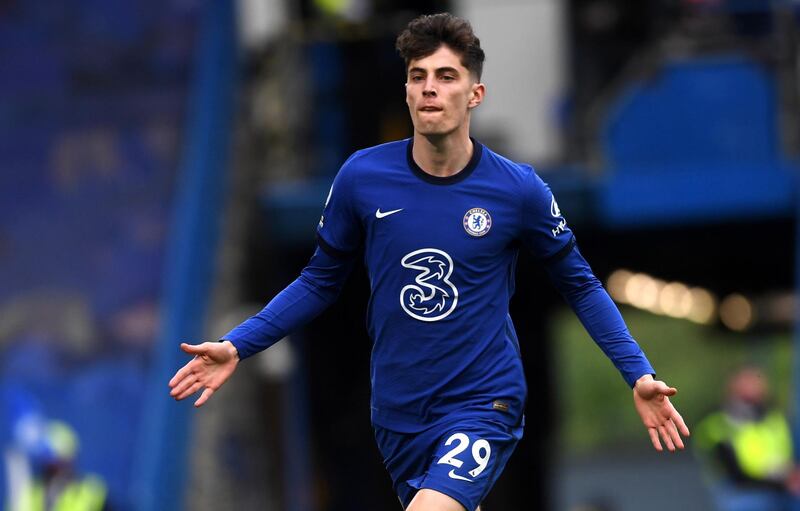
[{"xmin": 419, "ymin": 106, "xmax": 443, "ymax": 113}]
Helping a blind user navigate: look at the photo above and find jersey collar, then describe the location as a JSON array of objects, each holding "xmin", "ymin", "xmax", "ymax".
[{"xmin": 406, "ymin": 137, "xmax": 483, "ymax": 185}]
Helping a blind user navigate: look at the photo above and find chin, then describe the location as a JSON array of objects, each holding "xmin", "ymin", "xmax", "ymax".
[
  {"xmin": 417, "ymin": 128, "xmax": 446, "ymax": 137},
  {"xmin": 414, "ymin": 122, "xmax": 455, "ymax": 137}
]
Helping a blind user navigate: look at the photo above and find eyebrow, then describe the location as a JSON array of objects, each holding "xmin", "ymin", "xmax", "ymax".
[{"xmin": 408, "ymin": 66, "xmax": 461, "ymax": 75}]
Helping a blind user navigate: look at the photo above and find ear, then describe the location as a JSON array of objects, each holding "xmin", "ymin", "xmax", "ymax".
[{"xmin": 468, "ymin": 82, "xmax": 485, "ymax": 110}]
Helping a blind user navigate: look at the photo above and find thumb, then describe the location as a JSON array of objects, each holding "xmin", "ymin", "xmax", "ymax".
[
  {"xmin": 180, "ymin": 342, "xmax": 209, "ymax": 355},
  {"xmin": 654, "ymin": 380, "xmax": 677, "ymax": 396}
]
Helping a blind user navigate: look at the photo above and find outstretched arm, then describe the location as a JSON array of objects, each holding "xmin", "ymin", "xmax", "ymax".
[
  {"xmin": 168, "ymin": 245, "xmax": 355, "ymax": 406},
  {"xmin": 224, "ymin": 245, "xmax": 355, "ymax": 358},
  {"xmin": 544, "ymin": 242, "xmax": 690, "ymax": 450}
]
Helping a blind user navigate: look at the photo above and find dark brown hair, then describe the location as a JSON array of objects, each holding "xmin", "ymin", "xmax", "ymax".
[{"xmin": 395, "ymin": 13, "xmax": 485, "ymax": 80}]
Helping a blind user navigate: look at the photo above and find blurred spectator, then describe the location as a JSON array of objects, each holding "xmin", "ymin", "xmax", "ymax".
[
  {"xmin": 2, "ymin": 389, "xmax": 107, "ymax": 511},
  {"xmin": 695, "ymin": 366, "xmax": 800, "ymax": 511}
]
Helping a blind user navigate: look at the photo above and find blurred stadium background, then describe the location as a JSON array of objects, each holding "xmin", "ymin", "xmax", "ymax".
[{"xmin": 0, "ymin": 0, "xmax": 798, "ymax": 509}]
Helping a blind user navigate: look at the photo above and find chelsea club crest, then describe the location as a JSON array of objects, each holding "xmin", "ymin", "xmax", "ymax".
[{"xmin": 463, "ymin": 207, "xmax": 492, "ymax": 237}]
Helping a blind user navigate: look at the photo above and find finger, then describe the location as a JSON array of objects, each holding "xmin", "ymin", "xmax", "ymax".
[
  {"xmin": 194, "ymin": 387, "xmax": 215, "ymax": 407},
  {"xmin": 654, "ymin": 381, "xmax": 677, "ymax": 397},
  {"xmin": 666, "ymin": 420, "xmax": 685, "ymax": 450},
  {"xmin": 168, "ymin": 359, "xmax": 199, "ymax": 388},
  {"xmin": 180, "ymin": 342, "xmax": 209, "ymax": 356},
  {"xmin": 175, "ymin": 380, "xmax": 205, "ymax": 401},
  {"xmin": 671, "ymin": 410, "xmax": 691, "ymax": 437},
  {"xmin": 648, "ymin": 428, "xmax": 663, "ymax": 452},
  {"xmin": 658, "ymin": 425, "xmax": 675, "ymax": 452},
  {"xmin": 170, "ymin": 370, "xmax": 201, "ymax": 397}
]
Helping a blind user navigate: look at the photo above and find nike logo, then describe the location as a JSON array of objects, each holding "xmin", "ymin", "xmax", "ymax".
[
  {"xmin": 447, "ymin": 470, "xmax": 473, "ymax": 482},
  {"xmin": 375, "ymin": 208, "xmax": 403, "ymax": 219}
]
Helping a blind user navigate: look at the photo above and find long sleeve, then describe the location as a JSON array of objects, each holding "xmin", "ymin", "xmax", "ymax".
[
  {"xmin": 543, "ymin": 241, "xmax": 655, "ymax": 387},
  {"xmin": 223, "ymin": 246, "xmax": 356, "ymax": 359}
]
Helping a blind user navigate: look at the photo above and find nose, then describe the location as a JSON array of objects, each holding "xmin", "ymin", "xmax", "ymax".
[{"xmin": 422, "ymin": 76, "xmax": 437, "ymax": 97}]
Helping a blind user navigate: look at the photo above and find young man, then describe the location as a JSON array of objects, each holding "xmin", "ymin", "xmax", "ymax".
[{"xmin": 169, "ymin": 13, "xmax": 690, "ymax": 511}]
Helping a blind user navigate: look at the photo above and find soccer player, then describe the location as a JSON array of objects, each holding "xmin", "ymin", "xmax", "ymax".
[{"xmin": 168, "ymin": 13, "xmax": 690, "ymax": 511}]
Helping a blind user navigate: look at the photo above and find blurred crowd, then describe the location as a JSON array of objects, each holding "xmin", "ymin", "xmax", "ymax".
[{"xmin": 0, "ymin": 0, "xmax": 200, "ymax": 507}]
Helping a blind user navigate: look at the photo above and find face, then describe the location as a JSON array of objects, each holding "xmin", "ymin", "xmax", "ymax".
[
  {"xmin": 729, "ymin": 368, "xmax": 768, "ymax": 404},
  {"xmin": 405, "ymin": 45, "xmax": 484, "ymax": 137}
]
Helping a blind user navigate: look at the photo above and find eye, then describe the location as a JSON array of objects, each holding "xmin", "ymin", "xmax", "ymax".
[
  {"xmin": 441, "ymin": 75, "xmax": 455, "ymax": 81},
  {"xmin": 410, "ymin": 75, "xmax": 424, "ymax": 82}
]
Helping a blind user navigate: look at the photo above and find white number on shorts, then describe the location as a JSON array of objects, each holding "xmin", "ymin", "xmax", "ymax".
[
  {"xmin": 437, "ymin": 433, "xmax": 469, "ymax": 468},
  {"xmin": 437, "ymin": 433, "xmax": 492, "ymax": 479},
  {"xmin": 468, "ymin": 439, "xmax": 491, "ymax": 477}
]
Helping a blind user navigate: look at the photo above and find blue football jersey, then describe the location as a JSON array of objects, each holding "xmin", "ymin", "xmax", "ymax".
[
  {"xmin": 225, "ymin": 137, "xmax": 655, "ymax": 433},
  {"xmin": 316, "ymin": 139, "xmax": 575, "ymax": 432}
]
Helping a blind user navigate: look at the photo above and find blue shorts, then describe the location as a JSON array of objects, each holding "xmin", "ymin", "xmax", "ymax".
[{"xmin": 374, "ymin": 417, "xmax": 523, "ymax": 510}]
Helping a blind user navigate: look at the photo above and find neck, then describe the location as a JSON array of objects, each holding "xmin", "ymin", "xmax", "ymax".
[{"xmin": 411, "ymin": 127, "xmax": 473, "ymax": 178}]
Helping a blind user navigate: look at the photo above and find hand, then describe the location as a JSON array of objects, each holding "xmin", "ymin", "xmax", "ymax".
[
  {"xmin": 168, "ymin": 341, "xmax": 239, "ymax": 407},
  {"xmin": 633, "ymin": 374, "xmax": 690, "ymax": 452}
]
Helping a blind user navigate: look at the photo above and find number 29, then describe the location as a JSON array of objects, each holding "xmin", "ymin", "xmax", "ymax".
[{"xmin": 437, "ymin": 433, "xmax": 492, "ymax": 478}]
